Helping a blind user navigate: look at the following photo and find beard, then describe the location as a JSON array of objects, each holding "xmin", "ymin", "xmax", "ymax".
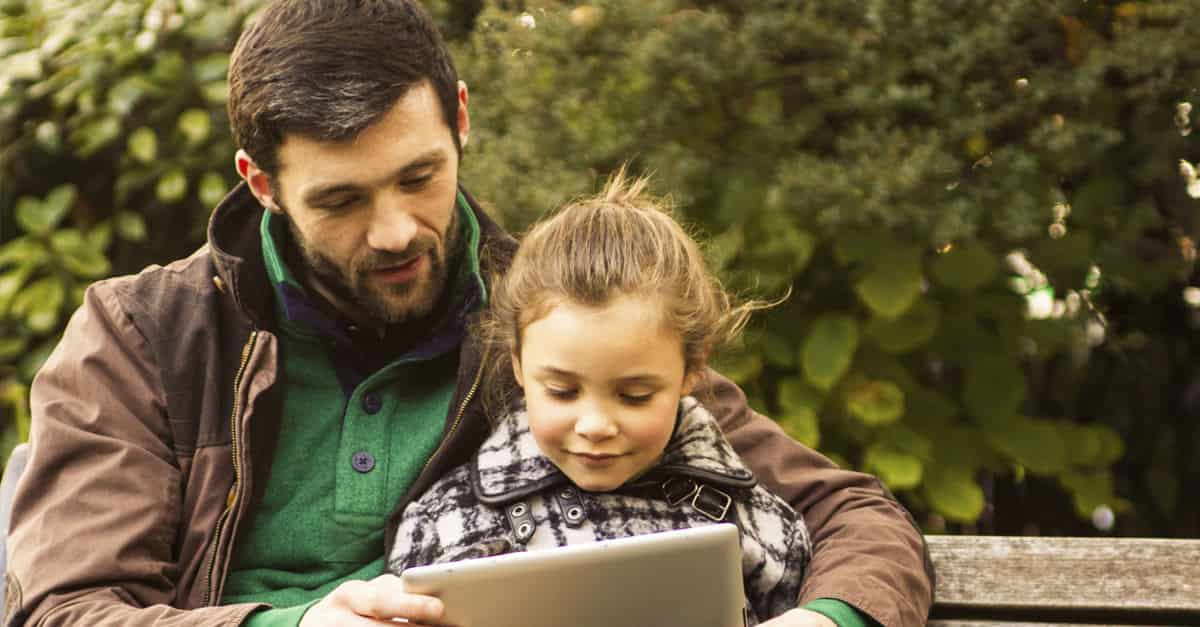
[{"xmin": 283, "ymin": 208, "xmax": 460, "ymax": 327}]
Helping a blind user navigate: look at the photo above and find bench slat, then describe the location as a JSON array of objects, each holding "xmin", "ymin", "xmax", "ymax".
[
  {"xmin": 929, "ymin": 622, "xmax": 1144, "ymax": 627},
  {"xmin": 927, "ymin": 535, "xmax": 1200, "ymax": 619}
]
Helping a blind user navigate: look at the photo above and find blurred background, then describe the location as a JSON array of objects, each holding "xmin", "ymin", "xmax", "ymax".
[{"xmin": 0, "ymin": 0, "xmax": 1197, "ymax": 538}]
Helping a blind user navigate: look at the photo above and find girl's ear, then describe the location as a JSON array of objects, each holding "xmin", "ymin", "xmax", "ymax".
[{"xmin": 510, "ymin": 350, "xmax": 525, "ymax": 388}]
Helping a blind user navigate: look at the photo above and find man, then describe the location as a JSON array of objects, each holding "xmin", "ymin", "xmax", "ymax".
[{"xmin": 4, "ymin": 1, "xmax": 933, "ymax": 626}]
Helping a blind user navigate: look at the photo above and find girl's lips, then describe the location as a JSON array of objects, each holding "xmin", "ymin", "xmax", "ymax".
[
  {"xmin": 570, "ymin": 451, "xmax": 626, "ymax": 467},
  {"xmin": 371, "ymin": 254, "xmax": 425, "ymax": 285}
]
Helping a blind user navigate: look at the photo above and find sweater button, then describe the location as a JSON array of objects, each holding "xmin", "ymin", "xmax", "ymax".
[
  {"xmin": 362, "ymin": 393, "xmax": 382, "ymax": 414},
  {"xmin": 351, "ymin": 451, "xmax": 376, "ymax": 473}
]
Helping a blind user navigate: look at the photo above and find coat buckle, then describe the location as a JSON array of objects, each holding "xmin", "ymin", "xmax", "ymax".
[{"xmin": 691, "ymin": 485, "xmax": 733, "ymax": 522}]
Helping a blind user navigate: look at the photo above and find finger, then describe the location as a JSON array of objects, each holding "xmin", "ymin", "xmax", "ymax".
[{"xmin": 335, "ymin": 576, "xmax": 446, "ymax": 623}]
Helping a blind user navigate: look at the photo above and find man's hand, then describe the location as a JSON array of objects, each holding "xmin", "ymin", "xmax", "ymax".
[
  {"xmin": 298, "ymin": 574, "xmax": 450, "ymax": 626},
  {"xmin": 758, "ymin": 608, "xmax": 838, "ymax": 627}
]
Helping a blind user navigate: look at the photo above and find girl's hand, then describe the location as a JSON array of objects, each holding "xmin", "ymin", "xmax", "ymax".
[
  {"xmin": 298, "ymin": 574, "xmax": 450, "ymax": 626},
  {"xmin": 758, "ymin": 607, "xmax": 838, "ymax": 627}
]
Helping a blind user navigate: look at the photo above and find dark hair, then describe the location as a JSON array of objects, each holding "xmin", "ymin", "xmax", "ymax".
[{"xmin": 227, "ymin": 0, "xmax": 461, "ymax": 177}]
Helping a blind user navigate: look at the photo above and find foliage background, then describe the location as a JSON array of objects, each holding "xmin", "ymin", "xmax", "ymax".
[{"xmin": 1, "ymin": 0, "xmax": 1197, "ymax": 537}]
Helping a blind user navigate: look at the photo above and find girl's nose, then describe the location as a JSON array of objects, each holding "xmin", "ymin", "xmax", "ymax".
[{"xmin": 574, "ymin": 411, "xmax": 618, "ymax": 442}]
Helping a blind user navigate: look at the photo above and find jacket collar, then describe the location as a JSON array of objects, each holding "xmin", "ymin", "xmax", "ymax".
[
  {"xmin": 471, "ymin": 396, "xmax": 758, "ymax": 506},
  {"xmin": 206, "ymin": 181, "xmax": 514, "ymax": 332}
]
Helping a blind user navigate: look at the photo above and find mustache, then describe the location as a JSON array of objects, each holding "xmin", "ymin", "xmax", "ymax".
[{"xmin": 358, "ymin": 238, "xmax": 437, "ymax": 273}]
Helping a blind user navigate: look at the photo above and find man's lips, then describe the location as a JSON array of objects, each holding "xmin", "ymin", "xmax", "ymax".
[{"xmin": 370, "ymin": 254, "xmax": 426, "ymax": 284}]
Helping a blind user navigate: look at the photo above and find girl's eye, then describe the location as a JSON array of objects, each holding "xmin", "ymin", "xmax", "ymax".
[
  {"xmin": 620, "ymin": 392, "xmax": 654, "ymax": 405},
  {"xmin": 546, "ymin": 387, "xmax": 578, "ymax": 400}
]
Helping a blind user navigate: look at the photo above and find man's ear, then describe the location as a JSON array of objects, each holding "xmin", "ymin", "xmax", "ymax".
[
  {"xmin": 456, "ymin": 80, "xmax": 471, "ymax": 149},
  {"xmin": 235, "ymin": 149, "xmax": 283, "ymax": 214},
  {"xmin": 510, "ymin": 350, "xmax": 524, "ymax": 388}
]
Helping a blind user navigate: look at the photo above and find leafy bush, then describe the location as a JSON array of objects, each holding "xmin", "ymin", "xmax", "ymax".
[{"xmin": 2, "ymin": 0, "xmax": 1198, "ymax": 535}]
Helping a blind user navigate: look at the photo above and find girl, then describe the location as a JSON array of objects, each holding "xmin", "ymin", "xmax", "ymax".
[{"xmin": 388, "ymin": 171, "xmax": 809, "ymax": 624}]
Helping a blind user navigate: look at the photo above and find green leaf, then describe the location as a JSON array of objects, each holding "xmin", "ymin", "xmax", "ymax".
[
  {"xmin": 0, "ymin": 336, "xmax": 28, "ymax": 361},
  {"xmin": 1064, "ymin": 423, "xmax": 1103, "ymax": 467},
  {"xmin": 114, "ymin": 210, "xmax": 148, "ymax": 242},
  {"xmin": 1032, "ymin": 232, "xmax": 1094, "ymax": 288},
  {"xmin": 72, "ymin": 116, "xmax": 122, "ymax": 157},
  {"xmin": 1060, "ymin": 470, "xmax": 1122, "ymax": 519},
  {"xmin": 13, "ymin": 276, "xmax": 65, "ymax": 333},
  {"xmin": 863, "ymin": 445, "xmax": 924, "ymax": 490},
  {"xmin": 800, "ymin": 315, "xmax": 859, "ymax": 391},
  {"xmin": 15, "ymin": 184, "xmax": 75, "ymax": 235},
  {"xmin": 854, "ymin": 246, "xmax": 923, "ymax": 318},
  {"xmin": 963, "ymin": 354, "xmax": 1025, "ymax": 425},
  {"xmin": 198, "ymin": 171, "xmax": 227, "ymax": 207},
  {"xmin": 1, "ymin": 382, "xmax": 31, "ymax": 442},
  {"xmin": 157, "ymin": 169, "xmax": 189, "ymax": 203},
  {"xmin": 51, "ymin": 229, "xmax": 111, "ymax": 278},
  {"xmin": 931, "ymin": 243, "xmax": 1000, "ymax": 290},
  {"xmin": 777, "ymin": 376, "xmax": 824, "ymax": 414},
  {"xmin": 178, "ymin": 109, "xmax": 212, "ymax": 144},
  {"xmin": 201, "ymin": 80, "xmax": 229, "ymax": 104},
  {"xmin": 0, "ymin": 265, "xmax": 33, "ymax": 314},
  {"xmin": 924, "ymin": 465, "xmax": 985, "ymax": 523},
  {"xmin": 877, "ymin": 423, "xmax": 934, "ymax": 459},
  {"xmin": 87, "ymin": 222, "xmax": 113, "ymax": 251},
  {"xmin": 193, "ymin": 53, "xmax": 230, "ymax": 82},
  {"xmin": 865, "ymin": 300, "xmax": 940, "ymax": 354},
  {"xmin": 127, "ymin": 126, "xmax": 158, "ymax": 163},
  {"xmin": 1094, "ymin": 425, "xmax": 1125, "ymax": 465},
  {"xmin": 707, "ymin": 225, "xmax": 743, "ymax": 271},
  {"xmin": 712, "ymin": 351, "xmax": 762, "ymax": 385},
  {"xmin": 984, "ymin": 416, "xmax": 1068, "ymax": 475},
  {"xmin": 834, "ymin": 231, "xmax": 888, "ymax": 266},
  {"xmin": 778, "ymin": 408, "xmax": 820, "ymax": 448},
  {"xmin": 845, "ymin": 380, "xmax": 905, "ymax": 426}
]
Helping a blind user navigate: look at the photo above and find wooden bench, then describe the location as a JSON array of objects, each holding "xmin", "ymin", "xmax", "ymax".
[{"xmin": 926, "ymin": 534, "xmax": 1200, "ymax": 626}]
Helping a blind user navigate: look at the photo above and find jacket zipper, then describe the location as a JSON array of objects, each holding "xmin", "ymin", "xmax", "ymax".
[
  {"xmin": 414, "ymin": 350, "xmax": 487, "ymax": 481},
  {"xmin": 201, "ymin": 329, "xmax": 259, "ymax": 606}
]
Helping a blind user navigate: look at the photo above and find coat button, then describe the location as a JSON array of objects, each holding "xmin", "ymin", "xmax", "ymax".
[
  {"xmin": 361, "ymin": 393, "xmax": 382, "ymax": 414},
  {"xmin": 351, "ymin": 451, "xmax": 376, "ymax": 473}
]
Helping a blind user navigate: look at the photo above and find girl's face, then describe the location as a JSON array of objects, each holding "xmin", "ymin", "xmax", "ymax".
[{"xmin": 512, "ymin": 293, "xmax": 695, "ymax": 492}]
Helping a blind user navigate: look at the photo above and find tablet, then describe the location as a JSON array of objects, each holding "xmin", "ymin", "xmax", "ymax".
[{"xmin": 399, "ymin": 523, "xmax": 747, "ymax": 627}]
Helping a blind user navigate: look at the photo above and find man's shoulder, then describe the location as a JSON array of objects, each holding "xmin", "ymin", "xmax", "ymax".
[{"xmin": 87, "ymin": 244, "xmax": 241, "ymax": 337}]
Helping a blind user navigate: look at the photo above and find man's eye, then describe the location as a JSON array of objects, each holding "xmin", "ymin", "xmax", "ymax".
[
  {"xmin": 401, "ymin": 175, "xmax": 433, "ymax": 190},
  {"xmin": 319, "ymin": 197, "xmax": 360, "ymax": 211}
]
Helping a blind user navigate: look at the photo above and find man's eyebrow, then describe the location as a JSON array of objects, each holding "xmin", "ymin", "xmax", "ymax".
[{"xmin": 301, "ymin": 149, "xmax": 449, "ymax": 206}]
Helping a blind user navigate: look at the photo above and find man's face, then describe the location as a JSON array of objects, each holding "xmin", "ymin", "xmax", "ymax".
[{"xmin": 243, "ymin": 80, "xmax": 470, "ymax": 326}]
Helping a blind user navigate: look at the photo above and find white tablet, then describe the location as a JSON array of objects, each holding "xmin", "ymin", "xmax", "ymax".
[{"xmin": 399, "ymin": 523, "xmax": 747, "ymax": 627}]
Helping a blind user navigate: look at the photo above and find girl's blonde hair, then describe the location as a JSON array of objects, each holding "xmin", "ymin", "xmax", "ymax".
[{"xmin": 481, "ymin": 168, "xmax": 770, "ymax": 413}]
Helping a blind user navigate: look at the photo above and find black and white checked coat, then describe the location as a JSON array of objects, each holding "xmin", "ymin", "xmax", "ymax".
[{"xmin": 388, "ymin": 396, "xmax": 812, "ymax": 623}]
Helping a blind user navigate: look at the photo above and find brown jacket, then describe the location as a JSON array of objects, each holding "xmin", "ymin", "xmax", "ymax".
[{"xmin": 5, "ymin": 184, "xmax": 933, "ymax": 627}]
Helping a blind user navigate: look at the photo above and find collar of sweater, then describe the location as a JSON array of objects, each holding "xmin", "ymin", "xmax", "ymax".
[{"xmin": 471, "ymin": 396, "xmax": 758, "ymax": 506}]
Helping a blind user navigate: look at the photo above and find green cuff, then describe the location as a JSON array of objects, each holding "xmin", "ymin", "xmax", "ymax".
[
  {"xmin": 802, "ymin": 598, "xmax": 879, "ymax": 627},
  {"xmin": 241, "ymin": 600, "xmax": 320, "ymax": 627}
]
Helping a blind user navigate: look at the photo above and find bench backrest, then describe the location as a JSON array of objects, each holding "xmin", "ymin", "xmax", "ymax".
[{"xmin": 927, "ymin": 534, "xmax": 1200, "ymax": 626}]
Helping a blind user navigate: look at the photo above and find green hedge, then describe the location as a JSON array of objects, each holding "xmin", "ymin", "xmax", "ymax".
[{"xmin": 2, "ymin": 0, "xmax": 1198, "ymax": 535}]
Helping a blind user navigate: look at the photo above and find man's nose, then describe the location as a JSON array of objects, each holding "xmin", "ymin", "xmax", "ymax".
[
  {"xmin": 365, "ymin": 200, "xmax": 419, "ymax": 253},
  {"xmin": 574, "ymin": 409, "xmax": 619, "ymax": 442}
]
